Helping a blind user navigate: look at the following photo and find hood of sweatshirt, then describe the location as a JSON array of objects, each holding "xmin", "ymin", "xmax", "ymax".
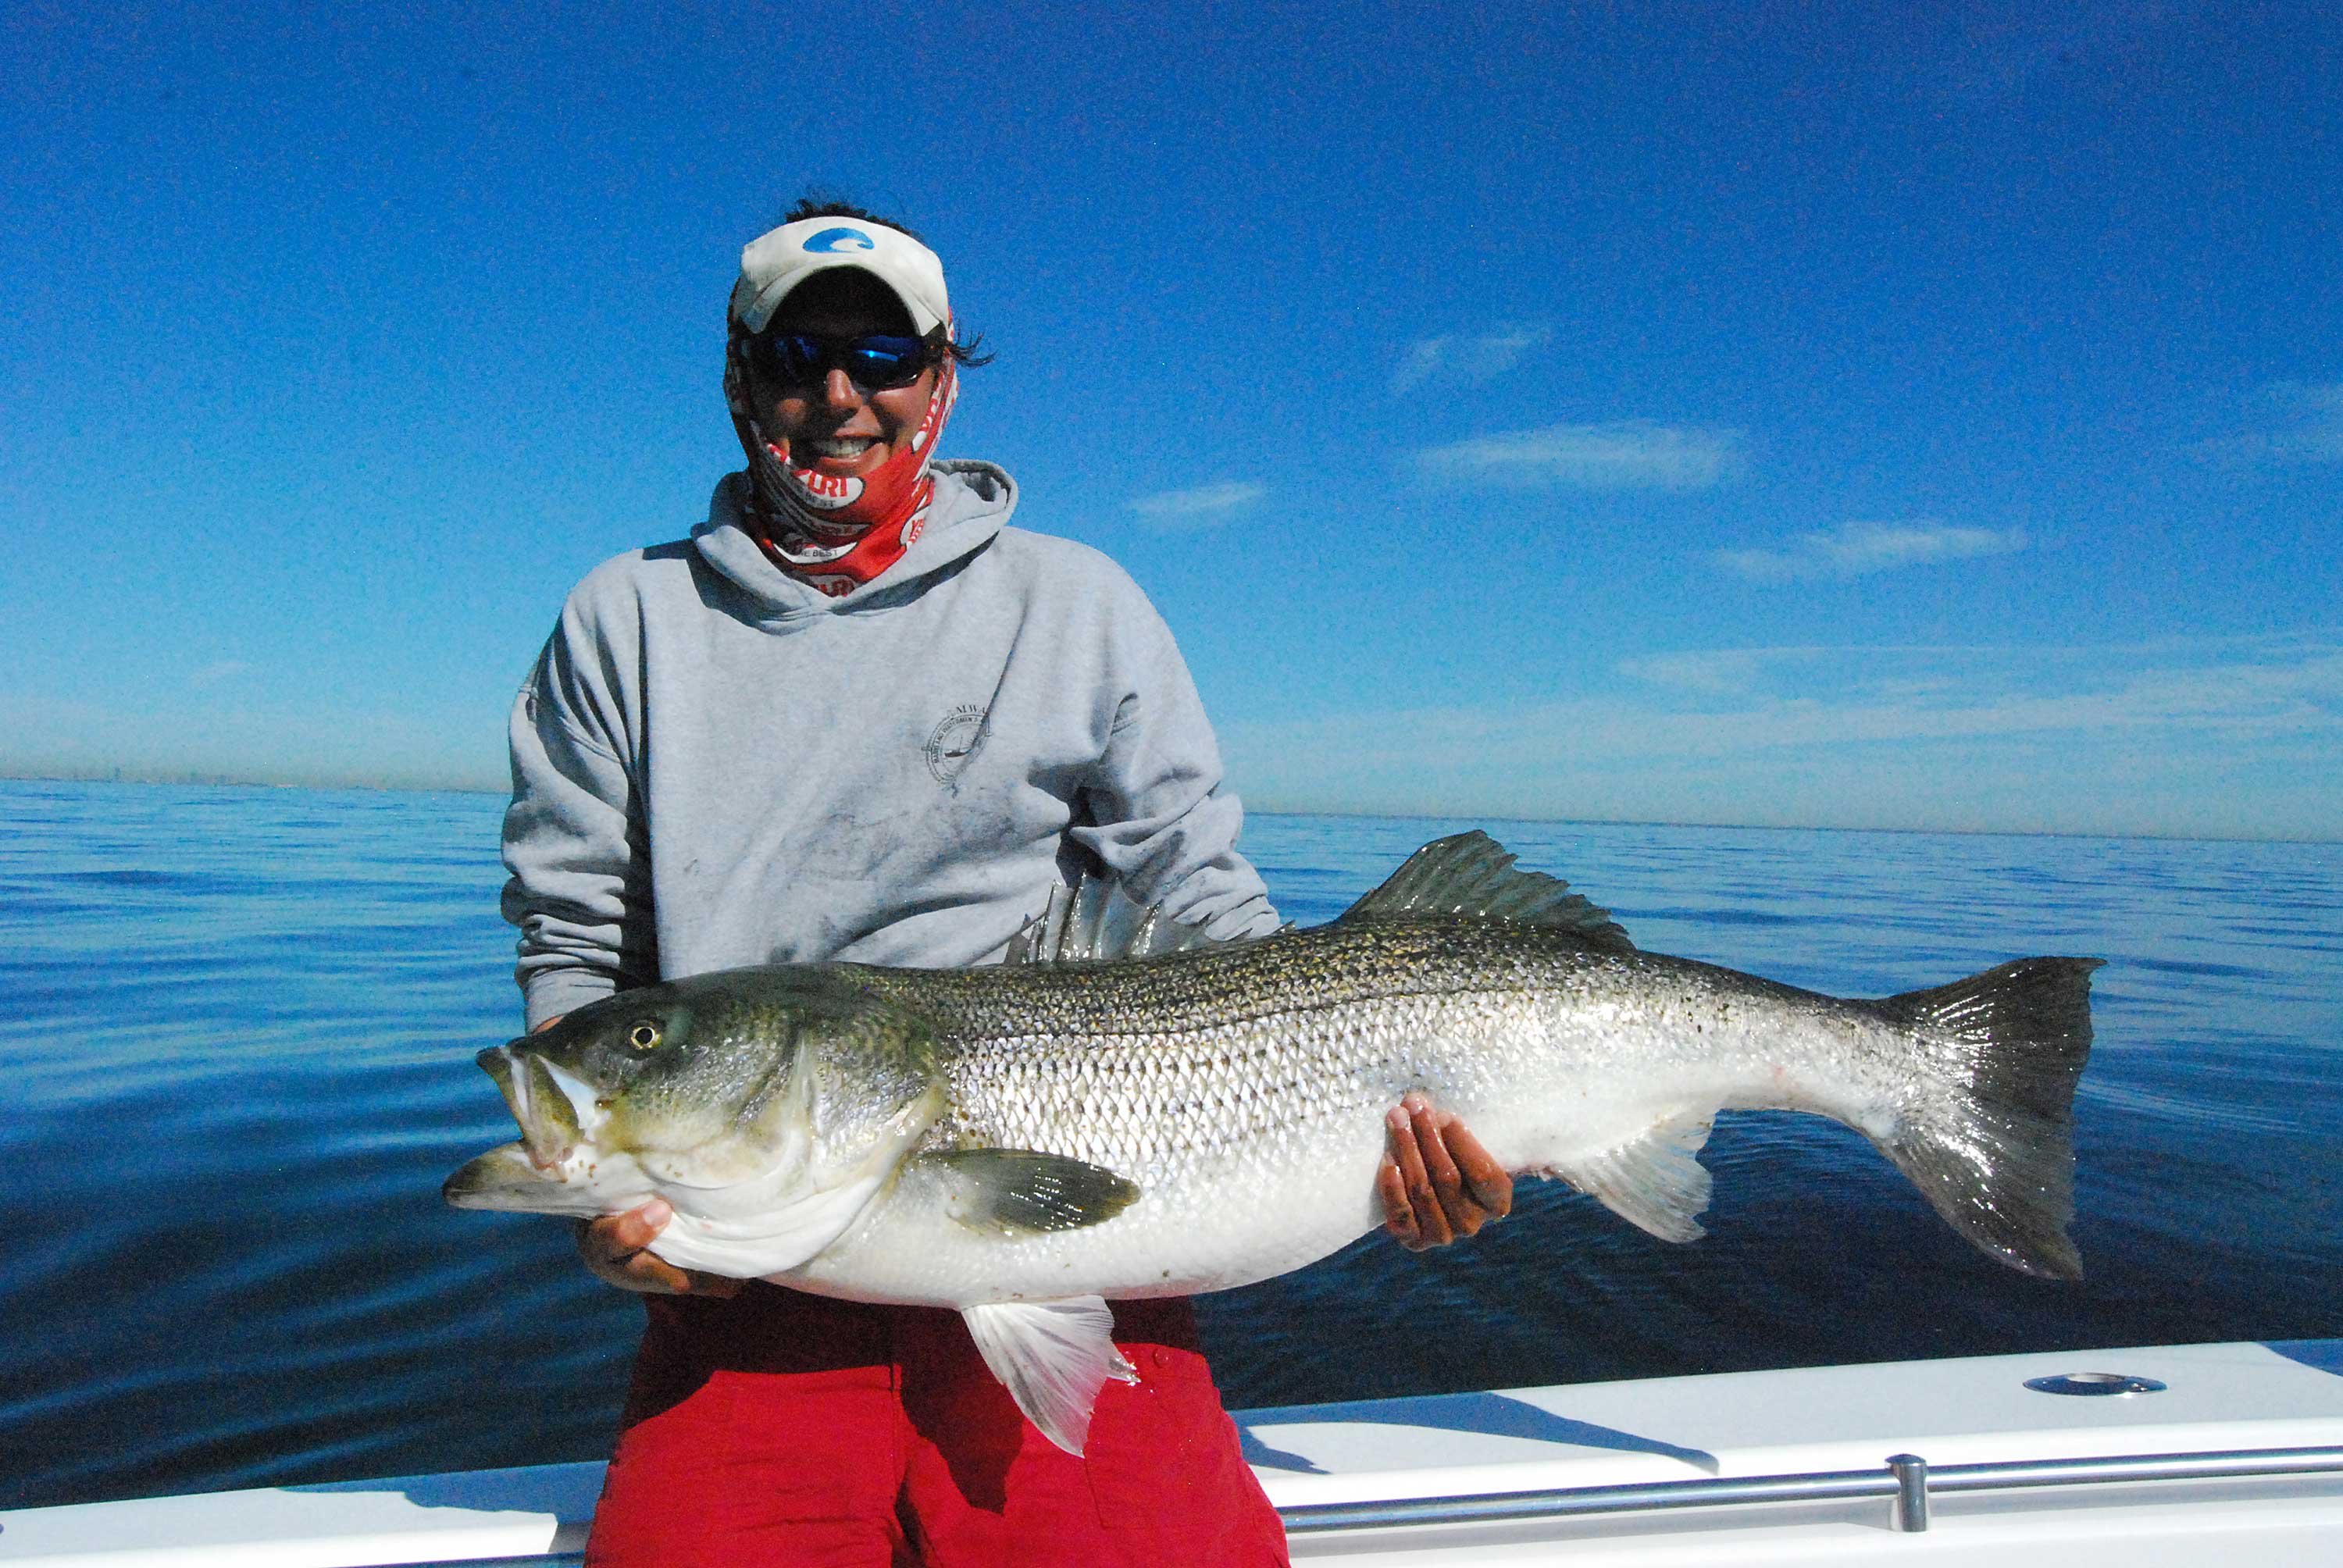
[{"xmin": 691, "ymin": 459, "xmax": 1018, "ymax": 625}]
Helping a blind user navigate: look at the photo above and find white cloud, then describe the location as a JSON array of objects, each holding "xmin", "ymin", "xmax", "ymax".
[
  {"xmin": 189, "ymin": 660, "xmax": 252, "ymax": 689},
  {"xmin": 1414, "ymin": 421, "xmax": 1739, "ymax": 491},
  {"xmin": 1715, "ymin": 521, "xmax": 2027, "ymax": 583},
  {"xmin": 1390, "ymin": 326, "xmax": 1554, "ymax": 394},
  {"xmin": 2193, "ymin": 380, "xmax": 2343, "ymax": 466},
  {"xmin": 2284, "ymin": 383, "xmax": 2343, "ymax": 460},
  {"xmin": 1127, "ymin": 482, "xmax": 1267, "ymax": 527},
  {"xmin": 1924, "ymin": 2, "xmax": 2199, "ymax": 109},
  {"xmin": 1619, "ymin": 649, "xmax": 1791, "ymax": 694},
  {"xmin": 1391, "ymin": 338, "xmax": 1450, "ymax": 395},
  {"xmin": 1220, "ymin": 634, "xmax": 2343, "ymax": 840}
]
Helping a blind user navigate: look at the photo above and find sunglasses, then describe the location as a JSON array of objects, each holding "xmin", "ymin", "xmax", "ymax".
[{"xmin": 748, "ymin": 332, "xmax": 933, "ymax": 390}]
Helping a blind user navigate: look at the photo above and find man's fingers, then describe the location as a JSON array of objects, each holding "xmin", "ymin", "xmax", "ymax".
[
  {"xmin": 1382, "ymin": 1097, "xmax": 1514, "ymax": 1253},
  {"xmin": 601, "ymin": 1198, "xmax": 672, "ymax": 1257},
  {"xmin": 1378, "ymin": 1156, "xmax": 1422, "ymax": 1247},
  {"xmin": 621, "ymin": 1249, "xmax": 694, "ymax": 1294},
  {"xmin": 577, "ymin": 1219, "xmax": 665, "ymax": 1292},
  {"xmin": 577, "ymin": 1199, "xmax": 743, "ymax": 1296},
  {"xmin": 1407, "ymin": 1099, "xmax": 1485, "ymax": 1238},
  {"xmin": 613, "ymin": 1249, "xmax": 741, "ymax": 1298},
  {"xmin": 1440, "ymin": 1116, "xmax": 1515, "ymax": 1217},
  {"xmin": 1386, "ymin": 1106, "xmax": 1453, "ymax": 1248}
]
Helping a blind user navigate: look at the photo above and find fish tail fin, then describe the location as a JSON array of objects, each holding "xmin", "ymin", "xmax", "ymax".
[{"xmin": 1871, "ymin": 957, "xmax": 2102, "ymax": 1281}]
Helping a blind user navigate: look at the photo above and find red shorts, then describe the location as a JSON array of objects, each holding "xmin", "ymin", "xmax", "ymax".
[{"xmin": 584, "ymin": 1285, "xmax": 1289, "ymax": 1567}]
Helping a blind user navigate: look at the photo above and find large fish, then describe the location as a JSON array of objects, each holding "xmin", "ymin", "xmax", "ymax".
[{"xmin": 448, "ymin": 832, "xmax": 2099, "ymax": 1452}]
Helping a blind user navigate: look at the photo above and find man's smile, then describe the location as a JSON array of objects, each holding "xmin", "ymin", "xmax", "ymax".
[{"xmin": 802, "ymin": 436, "xmax": 879, "ymax": 464}]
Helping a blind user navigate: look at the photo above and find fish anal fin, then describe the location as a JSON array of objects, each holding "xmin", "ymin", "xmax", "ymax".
[
  {"xmin": 962, "ymin": 1296, "xmax": 1140, "ymax": 1456},
  {"xmin": 1546, "ymin": 1114, "xmax": 1715, "ymax": 1243},
  {"xmin": 918, "ymin": 1149, "xmax": 1141, "ymax": 1236},
  {"xmin": 1338, "ymin": 830, "xmax": 1635, "ymax": 951}
]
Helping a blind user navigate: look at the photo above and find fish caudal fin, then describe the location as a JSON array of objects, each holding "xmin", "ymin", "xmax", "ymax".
[
  {"xmin": 1872, "ymin": 957, "xmax": 2102, "ymax": 1281},
  {"xmin": 961, "ymin": 1296, "xmax": 1139, "ymax": 1456}
]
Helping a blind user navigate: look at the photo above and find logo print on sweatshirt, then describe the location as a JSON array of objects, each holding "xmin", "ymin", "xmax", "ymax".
[
  {"xmin": 924, "ymin": 704, "xmax": 991, "ymax": 787},
  {"xmin": 801, "ymin": 226, "xmax": 877, "ymax": 254}
]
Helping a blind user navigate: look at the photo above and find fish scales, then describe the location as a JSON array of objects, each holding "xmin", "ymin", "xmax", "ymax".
[
  {"xmin": 867, "ymin": 920, "xmax": 1608, "ymax": 1175},
  {"xmin": 874, "ymin": 918, "xmax": 1874, "ymax": 1161}
]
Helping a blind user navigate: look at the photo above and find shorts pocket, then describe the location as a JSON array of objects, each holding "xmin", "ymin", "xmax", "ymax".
[{"xmin": 1082, "ymin": 1345, "xmax": 1283, "ymax": 1559}]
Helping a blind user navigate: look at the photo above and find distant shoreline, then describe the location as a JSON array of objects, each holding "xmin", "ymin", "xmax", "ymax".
[
  {"xmin": 5, "ymin": 772, "xmax": 2334, "ymax": 847},
  {"xmin": 0, "ymin": 768, "xmax": 506, "ymax": 796}
]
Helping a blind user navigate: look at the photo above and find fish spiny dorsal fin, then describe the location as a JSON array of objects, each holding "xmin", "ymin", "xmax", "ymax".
[
  {"xmin": 1336, "ymin": 831, "xmax": 1635, "ymax": 952},
  {"xmin": 1003, "ymin": 876, "xmax": 1275, "ymax": 965}
]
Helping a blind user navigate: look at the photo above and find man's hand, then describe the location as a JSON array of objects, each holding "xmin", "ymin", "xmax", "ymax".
[
  {"xmin": 576, "ymin": 1199, "xmax": 745, "ymax": 1298},
  {"xmin": 1378, "ymin": 1093, "xmax": 1514, "ymax": 1251}
]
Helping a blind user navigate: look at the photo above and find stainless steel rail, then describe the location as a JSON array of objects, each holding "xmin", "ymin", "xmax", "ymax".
[{"xmin": 1275, "ymin": 1444, "xmax": 2343, "ymax": 1535}]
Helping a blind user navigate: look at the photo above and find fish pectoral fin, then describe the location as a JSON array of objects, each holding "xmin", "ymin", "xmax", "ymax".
[
  {"xmin": 1550, "ymin": 1115, "xmax": 1715, "ymax": 1243},
  {"xmin": 961, "ymin": 1296, "xmax": 1139, "ymax": 1456},
  {"xmin": 916, "ymin": 1149, "xmax": 1141, "ymax": 1236}
]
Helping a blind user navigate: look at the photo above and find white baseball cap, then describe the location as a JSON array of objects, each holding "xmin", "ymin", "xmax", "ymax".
[{"xmin": 729, "ymin": 216, "xmax": 951, "ymax": 338}]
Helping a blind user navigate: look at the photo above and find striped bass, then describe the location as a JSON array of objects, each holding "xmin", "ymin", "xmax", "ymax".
[{"xmin": 446, "ymin": 832, "xmax": 2099, "ymax": 1452}]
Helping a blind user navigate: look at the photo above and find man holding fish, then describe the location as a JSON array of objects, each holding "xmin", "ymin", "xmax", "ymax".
[{"xmin": 500, "ymin": 201, "xmax": 1509, "ymax": 1566}]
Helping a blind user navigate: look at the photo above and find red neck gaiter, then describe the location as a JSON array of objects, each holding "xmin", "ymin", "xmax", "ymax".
[{"xmin": 723, "ymin": 338, "xmax": 960, "ymax": 600}]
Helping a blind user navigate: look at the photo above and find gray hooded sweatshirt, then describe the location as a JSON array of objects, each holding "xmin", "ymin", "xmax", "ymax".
[{"xmin": 501, "ymin": 461, "xmax": 1278, "ymax": 1028}]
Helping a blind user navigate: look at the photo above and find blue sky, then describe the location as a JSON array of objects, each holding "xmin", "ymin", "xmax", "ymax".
[{"xmin": 4, "ymin": 0, "xmax": 2337, "ymax": 839}]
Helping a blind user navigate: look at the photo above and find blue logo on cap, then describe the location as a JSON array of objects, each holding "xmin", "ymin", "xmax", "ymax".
[{"xmin": 802, "ymin": 226, "xmax": 877, "ymax": 253}]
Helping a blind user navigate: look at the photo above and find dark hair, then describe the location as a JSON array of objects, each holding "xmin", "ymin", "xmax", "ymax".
[{"xmin": 774, "ymin": 195, "xmax": 992, "ymax": 368}]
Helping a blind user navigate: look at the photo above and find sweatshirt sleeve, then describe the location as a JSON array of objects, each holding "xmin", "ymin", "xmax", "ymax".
[
  {"xmin": 499, "ymin": 597, "xmax": 658, "ymax": 1029},
  {"xmin": 1067, "ymin": 586, "xmax": 1282, "ymax": 941}
]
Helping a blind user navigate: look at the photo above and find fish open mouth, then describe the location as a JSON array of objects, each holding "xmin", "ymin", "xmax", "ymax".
[{"xmin": 477, "ymin": 1042, "xmax": 598, "ymax": 1171}]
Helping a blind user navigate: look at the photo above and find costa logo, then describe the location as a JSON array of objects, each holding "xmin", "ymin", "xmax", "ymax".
[
  {"xmin": 801, "ymin": 226, "xmax": 876, "ymax": 254},
  {"xmin": 808, "ymin": 574, "xmax": 859, "ymax": 598}
]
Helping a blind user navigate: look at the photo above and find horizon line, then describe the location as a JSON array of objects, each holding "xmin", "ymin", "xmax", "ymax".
[{"xmin": 5, "ymin": 769, "xmax": 2334, "ymax": 850}]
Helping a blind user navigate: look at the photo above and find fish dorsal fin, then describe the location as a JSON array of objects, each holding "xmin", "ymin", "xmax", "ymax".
[
  {"xmin": 1336, "ymin": 831, "xmax": 1635, "ymax": 951},
  {"xmin": 961, "ymin": 1295, "xmax": 1140, "ymax": 1456},
  {"xmin": 1004, "ymin": 876, "xmax": 1273, "ymax": 965}
]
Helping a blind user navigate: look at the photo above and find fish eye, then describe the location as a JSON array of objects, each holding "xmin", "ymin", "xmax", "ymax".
[{"xmin": 627, "ymin": 1021, "xmax": 662, "ymax": 1051}]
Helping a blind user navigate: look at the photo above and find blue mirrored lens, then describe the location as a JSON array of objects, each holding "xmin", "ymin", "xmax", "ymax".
[{"xmin": 758, "ymin": 334, "xmax": 929, "ymax": 389}]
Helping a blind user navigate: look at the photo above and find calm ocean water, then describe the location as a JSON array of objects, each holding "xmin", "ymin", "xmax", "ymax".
[{"xmin": 2, "ymin": 779, "xmax": 2339, "ymax": 1510}]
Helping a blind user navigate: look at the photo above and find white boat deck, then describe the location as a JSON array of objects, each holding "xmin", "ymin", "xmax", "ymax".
[{"xmin": 6, "ymin": 1340, "xmax": 2341, "ymax": 1566}]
